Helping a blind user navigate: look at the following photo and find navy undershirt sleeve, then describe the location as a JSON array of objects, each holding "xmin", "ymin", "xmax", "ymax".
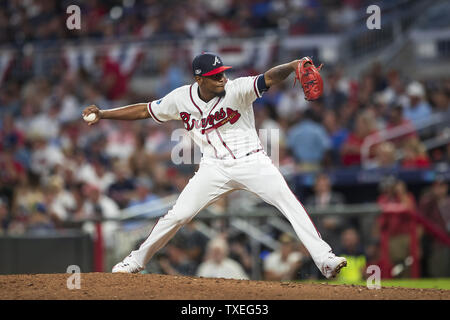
[{"xmin": 257, "ymin": 74, "xmax": 269, "ymax": 94}]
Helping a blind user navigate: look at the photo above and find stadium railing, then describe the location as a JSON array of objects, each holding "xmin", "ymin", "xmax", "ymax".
[
  {"xmin": 410, "ymin": 28, "xmax": 450, "ymax": 61},
  {"xmin": 360, "ymin": 112, "xmax": 450, "ymax": 169},
  {"xmin": 378, "ymin": 206, "xmax": 450, "ymax": 279},
  {"xmin": 332, "ymin": 0, "xmax": 431, "ymax": 77}
]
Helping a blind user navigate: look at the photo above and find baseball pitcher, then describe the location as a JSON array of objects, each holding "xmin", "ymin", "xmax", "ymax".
[{"xmin": 82, "ymin": 53, "xmax": 347, "ymax": 279}]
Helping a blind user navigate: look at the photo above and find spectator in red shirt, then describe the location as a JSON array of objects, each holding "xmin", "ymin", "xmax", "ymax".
[
  {"xmin": 401, "ymin": 137, "xmax": 431, "ymax": 169},
  {"xmin": 376, "ymin": 177, "xmax": 418, "ymax": 277},
  {"xmin": 385, "ymin": 105, "xmax": 417, "ymax": 148},
  {"xmin": 94, "ymin": 53, "xmax": 128, "ymax": 101},
  {"xmin": 0, "ymin": 114, "xmax": 25, "ymax": 151},
  {"xmin": 84, "ymin": 0, "xmax": 108, "ymax": 37},
  {"xmin": 374, "ymin": 141, "xmax": 397, "ymax": 169},
  {"xmin": 0, "ymin": 148, "xmax": 26, "ymax": 221},
  {"xmin": 340, "ymin": 111, "xmax": 378, "ymax": 166},
  {"xmin": 377, "ymin": 178, "xmax": 417, "ymax": 234},
  {"xmin": 0, "ymin": 149, "xmax": 26, "ymax": 188}
]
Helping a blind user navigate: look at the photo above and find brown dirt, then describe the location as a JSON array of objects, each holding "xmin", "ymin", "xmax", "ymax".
[{"xmin": 0, "ymin": 273, "xmax": 448, "ymax": 300}]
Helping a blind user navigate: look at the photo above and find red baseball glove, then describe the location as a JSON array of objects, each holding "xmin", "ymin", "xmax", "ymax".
[{"xmin": 294, "ymin": 57, "xmax": 323, "ymax": 101}]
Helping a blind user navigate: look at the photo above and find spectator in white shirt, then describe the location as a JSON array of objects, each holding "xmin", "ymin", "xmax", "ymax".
[
  {"xmin": 403, "ymin": 81, "xmax": 432, "ymax": 125},
  {"xmin": 81, "ymin": 183, "xmax": 121, "ymax": 249},
  {"xmin": 196, "ymin": 236, "xmax": 249, "ymax": 280},
  {"xmin": 263, "ymin": 233, "xmax": 303, "ymax": 281}
]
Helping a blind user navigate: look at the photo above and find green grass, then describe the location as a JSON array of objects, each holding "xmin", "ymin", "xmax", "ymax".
[{"xmin": 300, "ymin": 278, "xmax": 450, "ymax": 290}]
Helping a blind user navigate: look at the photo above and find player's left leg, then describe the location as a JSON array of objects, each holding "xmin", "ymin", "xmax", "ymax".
[
  {"xmin": 112, "ymin": 160, "xmax": 235, "ymax": 273},
  {"xmin": 232, "ymin": 154, "xmax": 347, "ymax": 279}
]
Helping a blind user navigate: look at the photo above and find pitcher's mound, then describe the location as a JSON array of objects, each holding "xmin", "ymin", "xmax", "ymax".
[{"xmin": 0, "ymin": 273, "xmax": 448, "ymax": 300}]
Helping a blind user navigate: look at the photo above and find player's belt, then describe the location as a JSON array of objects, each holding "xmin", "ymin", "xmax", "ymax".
[{"xmin": 245, "ymin": 148, "xmax": 263, "ymax": 157}]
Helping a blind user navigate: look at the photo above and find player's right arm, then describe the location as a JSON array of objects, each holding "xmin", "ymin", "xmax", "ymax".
[
  {"xmin": 83, "ymin": 88, "xmax": 181, "ymax": 126},
  {"xmin": 82, "ymin": 103, "xmax": 150, "ymax": 126}
]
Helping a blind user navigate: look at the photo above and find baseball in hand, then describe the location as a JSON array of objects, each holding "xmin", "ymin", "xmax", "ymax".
[{"xmin": 83, "ymin": 113, "xmax": 97, "ymax": 122}]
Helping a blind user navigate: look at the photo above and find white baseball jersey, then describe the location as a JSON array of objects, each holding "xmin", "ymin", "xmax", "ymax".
[{"xmin": 147, "ymin": 76, "xmax": 264, "ymax": 159}]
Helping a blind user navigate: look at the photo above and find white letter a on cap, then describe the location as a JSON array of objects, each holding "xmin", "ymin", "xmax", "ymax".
[{"xmin": 213, "ymin": 56, "xmax": 220, "ymax": 66}]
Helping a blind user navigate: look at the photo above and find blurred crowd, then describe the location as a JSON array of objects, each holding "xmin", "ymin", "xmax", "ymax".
[
  {"xmin": 1, "ymin": 50, "xmax": 449, "ymax": 227},
  {"xmin": 1, "ymin": 0, "xmax": 449, "ymax": 280},
  {"xmin": 1, "ymin": 52, "xmax": 449, "ymax": 277},
  {"xmin": 0, "ymin": 0, "xmax": 403, "ymax": 45}
]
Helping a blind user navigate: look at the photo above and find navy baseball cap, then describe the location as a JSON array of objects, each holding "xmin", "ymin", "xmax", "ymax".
[{"xmin": 192, "ymin": 52, "xmax": 232, "ymax": 77}]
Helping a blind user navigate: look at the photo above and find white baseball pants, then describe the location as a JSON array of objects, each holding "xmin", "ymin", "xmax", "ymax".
[{"xmin": 128, "ymin": 152, "xmax": 332, "ymax": 269}]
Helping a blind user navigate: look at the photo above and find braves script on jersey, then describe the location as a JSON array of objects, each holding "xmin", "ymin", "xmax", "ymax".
[{"xmin": 147, "ymin": 76, "xmax": 264, "ymax": 159}]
